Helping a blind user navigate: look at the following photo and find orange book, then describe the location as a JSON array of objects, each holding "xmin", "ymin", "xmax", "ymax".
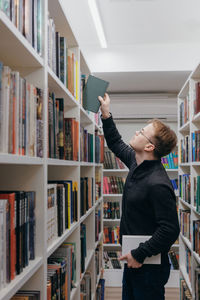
[
  {"xmin": 47, "ymin": 282, "xmax": 52, "ymax": 300},
  {"xmin": 0, "ymin": 193, "xmax": 16, "ymax": 281}
]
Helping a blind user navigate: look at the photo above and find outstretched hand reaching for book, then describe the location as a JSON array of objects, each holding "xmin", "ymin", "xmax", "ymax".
[
  {"xmin": 119, "ymin": 252, "xmax": 143, "ymax": 269},
  {"xmin": 98, "ymin": 93, "xmax": 111, "ymax": 119}
]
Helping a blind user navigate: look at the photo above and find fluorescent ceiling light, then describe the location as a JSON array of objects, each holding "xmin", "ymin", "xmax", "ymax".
[{"xmin": 88, "ymin": 0, "xmax": 107, "ymax": 48}]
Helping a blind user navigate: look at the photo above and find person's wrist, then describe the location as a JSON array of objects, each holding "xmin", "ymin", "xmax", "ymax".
[{"xmin": 102, "ymin": 112, "xmax": 111, "ymax": 119}]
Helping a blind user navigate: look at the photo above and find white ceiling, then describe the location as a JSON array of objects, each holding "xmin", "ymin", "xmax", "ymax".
[{"xmin": 61, "ymin": 0, "xmax": 200, "ymax": 93}]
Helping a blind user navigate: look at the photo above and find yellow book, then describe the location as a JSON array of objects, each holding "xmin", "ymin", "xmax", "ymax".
[{"xmin": 75, "ymin": 60, "xmax": 79, "ymax": 101}]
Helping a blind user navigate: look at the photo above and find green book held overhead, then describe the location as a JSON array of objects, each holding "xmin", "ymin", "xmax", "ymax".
[{"xmin": 83, "ymin": 75, "xmax": 109, "ymax": 113}]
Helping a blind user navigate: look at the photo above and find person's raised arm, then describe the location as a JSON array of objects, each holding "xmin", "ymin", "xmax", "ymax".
[{"xmin": 98, "ymin": 93, "xmax": 135, "ymax": 169}]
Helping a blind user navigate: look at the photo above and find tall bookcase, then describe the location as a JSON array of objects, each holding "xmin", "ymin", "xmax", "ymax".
[
  {"xmin": 0, "ymin": 1, "xmax": 104, "ymax": 299},
  {"xmin": 178, "ymin": 63, "xmax": 200, "ymax": 299},
  {"xmin": 103, "ymin": 142, "xmax": 180, "ymax": 288}
]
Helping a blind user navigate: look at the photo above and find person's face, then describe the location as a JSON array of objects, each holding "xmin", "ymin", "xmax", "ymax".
[{"xmin": 129, "ymin": 123, "xmax": 156, "ymax": 153}]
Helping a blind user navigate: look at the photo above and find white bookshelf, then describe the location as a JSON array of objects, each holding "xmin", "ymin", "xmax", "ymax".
[
  {"xmin": 0, "ymin": 1, "xmax": 104, "ymax": 299},
  {"xmin": 178, "ymin": 62, "xmax": 200, "ymax": 299},
  {"xmin": 102, "ymin": 160, "xmax": 179, "ymax": 288}
]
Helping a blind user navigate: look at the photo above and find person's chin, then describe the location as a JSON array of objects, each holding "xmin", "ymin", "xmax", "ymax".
[{"xmin": 129, "ymin": 141, "xmax": 135, "ymax": 149}]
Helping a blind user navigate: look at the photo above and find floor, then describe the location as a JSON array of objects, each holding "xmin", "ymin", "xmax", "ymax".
[{"xmin": 105, "ymin": 287, "xmax": 179, "ymax": 300}]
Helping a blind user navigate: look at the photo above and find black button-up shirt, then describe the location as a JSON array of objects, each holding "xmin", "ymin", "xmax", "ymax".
[{"xmin": 102, "ymin": 115, "xmax": 180, "ymax": 265}]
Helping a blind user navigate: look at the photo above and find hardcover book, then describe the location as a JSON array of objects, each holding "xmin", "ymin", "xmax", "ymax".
[{"xmin": 83, "ymin": 75, "xmax": 109, "ymax": 113}]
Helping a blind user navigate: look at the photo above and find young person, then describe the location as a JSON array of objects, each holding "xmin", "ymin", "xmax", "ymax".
[{"xmin": 99, "ymin": 93, "xmax": 180, "ymax": 300}]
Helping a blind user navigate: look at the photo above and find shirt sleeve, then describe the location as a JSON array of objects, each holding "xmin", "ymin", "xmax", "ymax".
[
  {"xmin": 102, "ymin": 115, "xmax": 136, "ymax": 169},
  {"xmin": 131, "ymin": 183, "xmax": 180, "ymax": 264}
]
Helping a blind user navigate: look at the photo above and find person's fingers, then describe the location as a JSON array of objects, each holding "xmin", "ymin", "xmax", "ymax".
[
  {"xmin": 118, "ymin": 255, "xmax": 127, "ymax": 261},
  {"xmin": 98, "ymin": 96, "xmax": 104, "ymax": 103}
]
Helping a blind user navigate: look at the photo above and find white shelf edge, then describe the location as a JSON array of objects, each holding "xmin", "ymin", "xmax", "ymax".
[
  {"xmin": 80, "ymin": 161, "xmax": 95, "ymax": 166},
  {"xmin": 164, "ymin": 168, "xmax": 178, "ymax": 172},
  {"xmin": 0, "ymin": 154, "xmax": 44, "ymax": 165},
  {"xmin": 193, "ymin": 251, "xmax": 200, "ymax": 265},
  {"xmin": 178, "ymin": 121, "xmax": 190, "ymax": 133},
  {"xmin": 103, "ymin": 169, "xmax": 129, "ymax": 173},
  {"xmin": 80, "ymin": 249, "xmax": 94, "ymax": 282},
  {"xmin": 103, "ymin": 243, "xmax": 121, "ymax": 247},
  {"xmin": 80, "ymin": 206, "xmax": 94, "ymax": 223},
  {"xmin": 103, "ymin": 219, "xmax": 120, "ymax": 222},
  {"xmin": 47, "ymin": 158, "xmax": 79, "ymax": 166},
  {"xmin": 95, "ymin": 231, "xmax": 103, "ymax": 249},
  {"xmin": 0, "ymin": 11, "xmax": 44, "ymax": 67},
  {"xmin": 47, "ymin": 222, "xmax": 79, "ymax": 257},
  {"xmin": 103, "ymin": 194, "xmax": 123, "ymax": 197},
  {"xmin": 191, "ymin": 205, "xmax": 200, "ymax": 216},
  {"xmin": 48, "ymin": 66, "xmax": 78, "ymax": 106},
  {"xmin": 179, "ymin": 198, "xmax": 191, "ymax": 209},
  {"xmin": 94, "ymin": 196, "xmax": 103, "ymax": 208},
  {"xmin": 0, "ymin": 257, "xmax": 43, "ymax": 300},
  {"xmin": 180, "ymin": 265, "xmax": 192, "ymax": 294},
  {"xmin": 180, "ymin": 233, "xmax": 192, "ymax": 250}
]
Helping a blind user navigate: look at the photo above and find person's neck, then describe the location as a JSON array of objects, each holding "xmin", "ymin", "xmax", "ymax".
[{"xmin": 135, "ymin": 152, "xmax": 158, "ymax": 166}]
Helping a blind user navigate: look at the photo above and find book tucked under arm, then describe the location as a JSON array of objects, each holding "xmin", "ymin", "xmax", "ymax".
[
  {"xmin": 102, "ymin": 114, "xmax": 135, "ymax": 169},
  {"xmin": 131, "ymin": 184, "xmax": 180, "ymax": 264}
]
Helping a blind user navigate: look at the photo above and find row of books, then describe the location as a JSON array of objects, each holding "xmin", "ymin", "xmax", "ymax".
[
  {"xmin": 161, "ymin": 150, "xmax": 178, "ymax": 169},
  {"xmin": 47, "ymin": 242, "xmax": 76, "ymax": 300},
  {"xmin": 95, "ymin": 169, "xmax": 102, "ymax": 202},
  {"xmin": 179, "ymin": 209, "xmax": 191, "ymax": 242},
  {"xmin": 194, "ymin": 175, "xmax": 200, "ymax": 212},
  {"xmin": 170, "ymin": 179, "xmax": 178, "ymax": 194},
  {"xmin": 48, "ymin": 16, "xmax": 79, "ymax": 99},
  {"xmin": 80, "ymin": 127, "xmax": 93, "ymax": 162},
  {"xmin": 103, "ymin": 226, "xmax": 120, "ymax": 244},
  {"xmin": 103, "ymin": 201, "xmax": 120, "ymax": 220},
  {"xmin": 192, "ymin": 81, "xmax": 200, "ymax": 116},
  {"xmin": 11, "ymin": 291, "xmax": 40, "ymax": 299},
  {"xmin": 185, "ymin": 247, "xmax": 192, "ymax": 284},
  {"xmin": 81, "ymin": 223, "xmax": 87, "ymax": 274},
  {"xmin": 47, "ymin": 181, "xmax": 78, "ymax": 247},
  {"xmin": 193, "ymin": 219, "xmax": 200, "ymax": 256},
  {"xmin": 0, "ymin": 0, "xmax": 42, "ymax": 55},
  {"xmin": 180, "ymin": 97, "xmax": 189, "ymax": 127},
  {"xmin": 179, "ymin": 136, "xmax": 190, "ymax": 163},
  {"xmin": 103, "ymin": 149, "xmax": 126, "ymax": 169},
  {"xmin": 104, "ymin": 251, "xmax": 122, "ymax": 270},
  {"xmin": 0, "ymin": 63, "xmax": 43, "ymax": 157},
  {"xmin": 179, "ymin": 174, "xmax": 191, "ymax": 204},
  {"xmin": 168, "ymin": 248, "xmax": 179, "ymax": 270},
  {"xmin": 95, "ymin": 246, "xmax": 102, "ymax": 284},
  {"xmin": 95, "ymin": 133, "xmax": 104, "ymax": 164},
  {"xmin": 96, "ymin": 279, "xmax": 105, "ymax": 300},
  {"xmin": 80, "ymin": 177, "xmax": 93, "ymax": 217},
  {"xmin": 0, "ymin": 191, "xmax": 35, "ymax": 290},
  {"xmin": 48, "ymin": 95, "xmax": 79, "ymax": 160},
  {"xmin": 95, "ymin": 209, "xmax": 101, "ymax": 242},
  {"xmin": 80, "ymin": 272, "xmax": 91, "ymax": 300},
  {"xmin": 180, "ymin": 278, "xmax": 192, "ymax": 300},
  {"xmin": 191, "ymin": 130, "xmax": 200, "ymax": 162},
  {"xmin": 103, "ymin": 176, "xmax": 125, "ymax": 194}
]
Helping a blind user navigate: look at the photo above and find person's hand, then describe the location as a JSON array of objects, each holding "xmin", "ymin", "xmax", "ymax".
[
  {"xmin": 98, "ymin": 93, "xmax": 110, "ymax": 119},
  {"xmin": 119, "ymin": 252, "xmax": 143, "ymax": 268}
]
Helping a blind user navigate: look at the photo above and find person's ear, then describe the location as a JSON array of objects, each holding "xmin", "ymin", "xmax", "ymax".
[{"xmin": 144, "ymin": 143, "xmax": 155, "ymax": 152}]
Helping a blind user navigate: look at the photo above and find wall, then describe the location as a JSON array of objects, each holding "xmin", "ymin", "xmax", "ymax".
[{"xmin": 108, "ymin": 93, "xmax": 178, "ymax": 144}]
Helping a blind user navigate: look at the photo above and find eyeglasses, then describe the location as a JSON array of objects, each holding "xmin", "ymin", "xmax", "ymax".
[{"xmin": 139, "ymin": 129, "xmax": 156, "ymax": 147}]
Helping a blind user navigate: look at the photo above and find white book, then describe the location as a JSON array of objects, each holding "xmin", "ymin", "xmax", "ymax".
[{"xmin": 122, "ymin": 235, "xmax": 161, "ymax": 264}]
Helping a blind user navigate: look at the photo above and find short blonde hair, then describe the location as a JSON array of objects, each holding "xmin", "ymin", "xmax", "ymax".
[{"xmin": 148, "ymin": 119, "xmax": 177, "ymax": 158}]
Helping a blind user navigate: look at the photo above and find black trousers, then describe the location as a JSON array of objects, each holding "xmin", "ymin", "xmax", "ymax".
[{"xmin": 122, "ymin": 263, "xmax": 171, "ymax": 300}]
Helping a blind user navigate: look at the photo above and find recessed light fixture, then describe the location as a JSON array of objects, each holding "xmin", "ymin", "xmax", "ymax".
[{"xmin": 88, "ymin": 0, "xmax": 107, "ymax": 48}]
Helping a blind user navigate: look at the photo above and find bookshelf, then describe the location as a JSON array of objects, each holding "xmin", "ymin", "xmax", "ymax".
[
  {"xmin": 178, "ymin": 62, "xmax": 200, "ymax": 299},
  {"xmin": 0, "ymin": 1, "xmax": 104, "ymax": 299},
  {"xmin": 103, "ymin": 145, "xmax": 179, "ymax": 288}
]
